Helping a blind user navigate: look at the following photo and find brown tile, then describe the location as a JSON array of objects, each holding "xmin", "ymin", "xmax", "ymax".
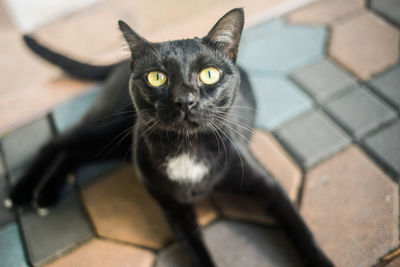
[
  {"xmin": 330, "ymin": 11, "xmax": 399, "ymax": 80},
  {"xmin": 45, "ymin": 238, "xmax": 154, "ymax": 267},
  {"xmin": 287, "ymin": 0, "xmax": 365, "ymax": 25},
  {"xmin": 213, "ymin": 192, "xmax": 275, "ymax": 224},
  {"xmin": 82, "ymin": 166, "xmax": 172, "ymax": 249},
  {"xmin": 0, "ymin": 77, "xmax": 92, "ymax": 134},
  {"xmin": 250, "ymin": 130, "xmax": 302, "ymax": 201},
  {"xmin": 194, "ymin": 199, "xmax": 218, "ymax": 226},
  {"xmin": 301, "ymin": 146, "xmax": 399, "ymax": 267}
]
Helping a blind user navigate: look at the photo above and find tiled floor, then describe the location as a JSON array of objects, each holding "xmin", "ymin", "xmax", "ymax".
[{"xmin": 0, "ymin": 0, "xmax": 399, "ymax": 266}]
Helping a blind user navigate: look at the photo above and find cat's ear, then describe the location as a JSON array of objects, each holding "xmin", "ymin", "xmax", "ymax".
[
  {"xmin": 205, "ymin": 8, "xmax": 244, "ymax": 62},
  {"xmin": 118, "ymin": 20, "xmax": 153, "ymax": 66}
]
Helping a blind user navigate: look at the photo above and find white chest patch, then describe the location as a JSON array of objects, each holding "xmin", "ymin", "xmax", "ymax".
[{"xmin": 166, "ymin": 153, "xmax": 209, "ymax": 183}]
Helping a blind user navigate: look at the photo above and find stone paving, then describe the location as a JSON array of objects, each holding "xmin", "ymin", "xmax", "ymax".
[{"xmin": 0, "ymin": 0, "xmax": 399, "ymax": 266}]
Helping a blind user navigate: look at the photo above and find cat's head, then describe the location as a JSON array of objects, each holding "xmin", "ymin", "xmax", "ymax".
[{"xmin": 119, "ymin": 8, "xmax": 244, "ymax": 135}]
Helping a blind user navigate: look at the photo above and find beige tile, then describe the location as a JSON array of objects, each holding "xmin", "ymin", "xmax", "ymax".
[
  {"xmin": 287, "ymin": 0, "xmax": 365, "ymax": 25},
  {"xmin": 82, "ymin": 166, "xmax": 173, "ymax": 249},
  {"xmin": 301, "ymin": 146, "xmax": 399, "ymax": 267},
  {"xmin": 194, "ymin": 199, "xmax": 218, "ymax": 226},
  {"xmin": 45, "ymin": 238, "xmax": 154, "ymax": 267},
  {"xmin": 330, "ymin": 11, "xmax": 399, "ymax": 80},
  {"xmin": 250, "ymin": 130, "xmax": 302, "ymax": 201}
]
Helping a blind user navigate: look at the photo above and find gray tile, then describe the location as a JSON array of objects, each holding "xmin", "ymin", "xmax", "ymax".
[
  {"xmin": 371, "ymin": 0, "xmax": 400, "ymax": 26},
  {"xmin": 275, "ymin": 110, "xmax": 351, "ymax": 168},
  {"xmin": 0, "ymin": 182, "xmax": 15, "ymax": 227},
  {"xmin": 325, "ymin": 86, "xmax": 397, "ymax": 139},
  {"xmin": 156, "ymin": 220, "xmax": 302, "ymax": 267},
  {"xmin": 20, "ymin": 190, "xmax": 92, "ymax": 266},
  {"xmin": 370, "ymin": 65, "xmax": 400, "ymax": 112},
  {"xmin": 238, "ymin": 24, "xmax": 326, "ymax": 74},
  {"xmin": 363, "ymin": 121, "xmax": 400, "ymax": 177},
  {"xmin": 291, "ymin": 59, "xmax": 357, "ymax": 102},
  {"xmin": 0, "ymin": 222, "xmax": 28, "ymax": 267},
  {"xmin": 249, "ymin": 75, "xmax": 313, "ymax": 130},
  {"xmin": 52, "ymin": 85, "xmax": 100, "ymax": 133},
  {"xmin": 1, "ymin": 118, "xmax": 53, "ymax": 171}
]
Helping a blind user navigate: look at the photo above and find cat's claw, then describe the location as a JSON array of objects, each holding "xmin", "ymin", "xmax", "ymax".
[
  {"xmin": 3, "ymin": 198, "xmax": 13, "ymax": 209},
  {"xmin": 36, "ymin": 207, "xmax": 50, "ymax": 217}
]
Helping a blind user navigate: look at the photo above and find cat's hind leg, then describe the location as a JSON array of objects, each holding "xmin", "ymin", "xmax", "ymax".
[{"xmin": 216, "ymin": 144, "xmax": 334, "ymax": 267}]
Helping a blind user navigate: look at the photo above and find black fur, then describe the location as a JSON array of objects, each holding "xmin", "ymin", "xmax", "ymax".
[{"xmin": 8, "ymin": 8, "xmax": 334, "ymax": 267}]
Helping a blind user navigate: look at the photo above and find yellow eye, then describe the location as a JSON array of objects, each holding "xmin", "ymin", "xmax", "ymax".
[
  {"xmin": 147, "ymin": 71, "xmax": 167, "ymax": 87},
  {"xmin": 199, "ymin": 67, "xmax": 221, "ymax": 85}
]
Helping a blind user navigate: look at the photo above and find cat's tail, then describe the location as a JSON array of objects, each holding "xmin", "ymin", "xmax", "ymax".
[{"xmin": 23, "ymin": 35, "xmax": 121, "ymax": 81}]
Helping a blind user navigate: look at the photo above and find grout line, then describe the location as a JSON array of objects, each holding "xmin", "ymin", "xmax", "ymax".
[
  {"xmin": 97, "ymin": 235, "xmax": 160, "ymax": 253},
  {"xmin": 367, "ymin": 0, "xmax": 400, "ymax": 29},
  {"xmin": 296, "ymin": 170, "xmax": 306, "ymax": 209}
]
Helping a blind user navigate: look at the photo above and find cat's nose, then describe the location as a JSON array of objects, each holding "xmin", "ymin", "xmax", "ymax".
[{"xmin": 174, "ymin": 94, "xmax": 197, "ymax": 111}]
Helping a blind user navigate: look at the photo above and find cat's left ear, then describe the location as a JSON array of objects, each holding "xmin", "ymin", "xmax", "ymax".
[
  {"xmin": 205, "ymin": 8, "xmax": 244, "ymax": 62},
  {"xmin": 119, "ymin": 20, "xmax": 154, "ymax": 66}
]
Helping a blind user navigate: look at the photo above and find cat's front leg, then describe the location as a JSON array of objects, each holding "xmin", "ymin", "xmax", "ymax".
[
  {"xmin": 150, "ymin": 191, "xmax": 215, "ymax": 267},
  {"xmin": 6, "ymin": 120, "xmax": 132, "ymax": 212},
  {"xmin": 218, "ymin": 145, "xmax": 334, "ymax": 267}
]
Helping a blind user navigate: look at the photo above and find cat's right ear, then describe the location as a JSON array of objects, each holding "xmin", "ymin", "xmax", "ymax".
[{"xmin": 118, "ymin": 20, "xmax": 153, "ymax": 66}]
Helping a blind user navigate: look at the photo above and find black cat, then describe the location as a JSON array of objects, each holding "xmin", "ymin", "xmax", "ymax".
[{"xmin": 5, "ymin": 8, "xmax": 334, "ymax": 267}]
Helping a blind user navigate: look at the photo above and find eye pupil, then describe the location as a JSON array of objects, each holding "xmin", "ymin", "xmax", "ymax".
[
  {"xmin": 200, "ymin": 67, "xmax": 220, "ymax": 85},
  {"xmin": 147, "ymin": 71, "xmax": 167, "ymax": 87}
]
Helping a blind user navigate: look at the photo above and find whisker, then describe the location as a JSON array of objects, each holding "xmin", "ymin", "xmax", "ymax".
[{"xmin": 213, "ymin": 122, "xmax": 244, "ymax": 183}]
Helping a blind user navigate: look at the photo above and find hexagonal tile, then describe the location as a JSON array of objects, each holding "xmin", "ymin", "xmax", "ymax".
[
  {"xmin": 370, "ymin": 65, "xmax": 400, "ymax": 112},
  {"xmin": 275, "ymin": 110, "xmax": 351, "ymax": 168},
  {"xmin": 1, "ymin": 118, "xmax": 53, "ymax": 171},
  {"xmin": 156, "ymin": 220, "xmax": 302, "ymax": 267},
  {"xmin": 52, "ymin": 85, "xmax": 100, "ymax": 133},
  {"xmin": 238, "ymin": 22, "xmax": 326, "ymax": 74},
  {"xmin": 250, "ymin": 75, "xmax": 313, "ymax": 130},
  {"xmin": 371, "ymin": 0, "xmax": 400, "ymax": 26},
  {"xmin": 45, "ymin": 239, "xmax": 154, "ymax": 267},
  {"xmin": 325, "ymin": 86, "xmax": 397, "ymax": 139},
  {"xmin": 82, "ymin": 166, "xmax": 172, "ymax": 249},
  {"xmin": 287, "ymin": 0, "xmax": 365, "ymax": 25},
  {"xmin": 291, "ymin": 58, "xmax": 357, "ymax": 102},
  {"xmin": 0, "ymin": 222, "xmax": 28, "ymax": 267},
  {"xmin": 249, "ymin": 131, "xmax": 301, "ymax": 201},
  {"xmin": 301, "ymin": 146, "xmax": 399, "ymax": 267},
  {"xmin": 20, "ymin": 191, "xmax": 92, "ymax": 266},
  {"xmin": 330, "ymin": 11, "xmax": 399, "ymax": 80},
  {"xmin": 240, "ymin": 18, "xmax": 284, "ymax": 45},
  {"xmin": 363, "ymin": 121, "xmax": 400, "ymax": 178}
]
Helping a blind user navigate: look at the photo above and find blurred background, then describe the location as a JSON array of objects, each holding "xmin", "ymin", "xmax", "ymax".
[{"xmin": 0, "ymin": 0, "xmax": 399, "ymax": 267}]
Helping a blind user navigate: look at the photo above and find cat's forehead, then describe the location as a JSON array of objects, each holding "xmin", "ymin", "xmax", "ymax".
[{"xmin": 154, "ymin": 38, "xmax": 211, "ymax": 62}]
